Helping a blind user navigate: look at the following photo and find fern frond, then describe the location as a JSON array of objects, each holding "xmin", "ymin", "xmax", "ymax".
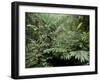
[{"xmin": 70, "ymin": 51, "xmax": 89, "ymax": 63}]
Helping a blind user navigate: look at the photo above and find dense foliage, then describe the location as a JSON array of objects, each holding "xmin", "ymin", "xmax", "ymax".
[{"xmin": 25, "ymin": 13, "xmax": 89, "ymax": 68}]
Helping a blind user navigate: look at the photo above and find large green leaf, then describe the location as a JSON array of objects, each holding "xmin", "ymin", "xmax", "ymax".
[{"xmin": 70, "ymin": 51, "xmax": 89, "ymax": 63}]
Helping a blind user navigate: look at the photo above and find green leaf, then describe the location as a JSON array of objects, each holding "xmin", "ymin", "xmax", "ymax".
[
  {"xmin": 70, "ymin": 51, "xmax": 89, "ymax": 63},
  {"xmin": 77, "ymin": 22, "xmax": 82, "ymax": 30}
]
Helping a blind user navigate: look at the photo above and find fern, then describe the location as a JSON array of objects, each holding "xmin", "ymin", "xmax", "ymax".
[
  {"xmin": 43, "ymin": 48, "xmax": 67, "ymax": 54},
  {"xmin": 70, "ymin": 51, "xmax": 89, "ymax": 63}
]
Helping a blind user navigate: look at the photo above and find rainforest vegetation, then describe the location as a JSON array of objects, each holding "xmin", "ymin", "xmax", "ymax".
[{"xmin": 25, "ymin": 12, "xmax": 89, "ymax": 68}]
